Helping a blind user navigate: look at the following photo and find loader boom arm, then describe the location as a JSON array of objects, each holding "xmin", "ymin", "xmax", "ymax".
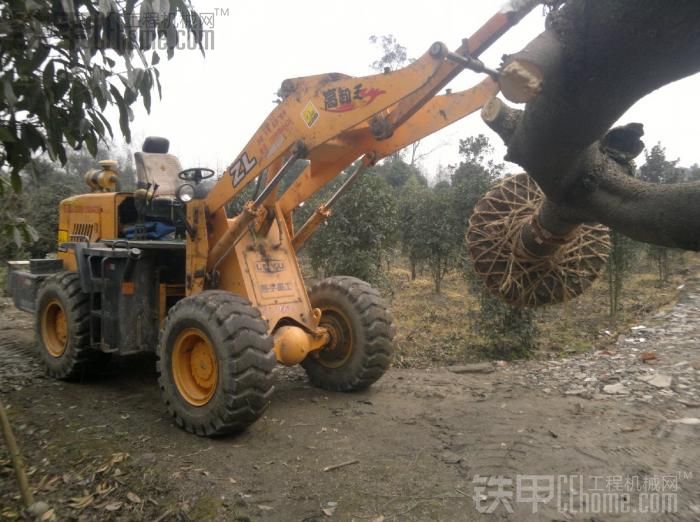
[
  {"xmin": 204, "ymin": 1, "xmax": 540, "ymax": 220},
  {"xmin": 184, "ymin": 2, "xmax": 541, "ymax": 302}
]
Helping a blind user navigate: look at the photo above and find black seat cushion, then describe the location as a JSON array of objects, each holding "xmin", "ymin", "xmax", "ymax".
[{"xmin": 142, "ymin": 136, "xmax": 170, "ymax": 154}]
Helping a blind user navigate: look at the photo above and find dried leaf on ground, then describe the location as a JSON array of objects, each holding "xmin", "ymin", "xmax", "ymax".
[{"xmin": 103, "ymin": 501, "xmax": 123, "ymax": 511}]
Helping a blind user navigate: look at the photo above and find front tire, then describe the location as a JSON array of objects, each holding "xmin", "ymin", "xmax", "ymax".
[
  {"xmin": 35, "ymin": 272, "xmax": 97, "ymax": 380},
  {"xmin": 302, "ymin": 276, "xmax": 395, "ymax": 391},
  {"xmin": 157, "ymin": 291, "xmax": 275, "ymax": 436}
]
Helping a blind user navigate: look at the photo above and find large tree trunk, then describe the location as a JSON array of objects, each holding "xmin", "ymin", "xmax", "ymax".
[{"xmin": 485, "ymin": 0, "xmax": 700, "ymax": 251}]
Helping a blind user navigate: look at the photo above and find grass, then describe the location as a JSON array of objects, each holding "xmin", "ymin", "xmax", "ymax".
[{"xmin": 383, "ymin": 254, "xmax": 694, "ymax": 368}]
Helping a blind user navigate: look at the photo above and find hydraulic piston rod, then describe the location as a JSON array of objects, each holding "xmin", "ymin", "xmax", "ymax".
[{"xmin": 292, "ymin": 156, "xmax": 371, "ymax": 251}]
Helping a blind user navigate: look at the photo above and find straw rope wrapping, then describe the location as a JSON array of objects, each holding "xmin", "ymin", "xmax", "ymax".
[{"xmin": 467, "ymin": 174, "xmax": 611, "ymax": 307}]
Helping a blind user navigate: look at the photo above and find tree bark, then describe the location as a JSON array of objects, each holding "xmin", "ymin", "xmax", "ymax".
[{"xmin": 488, "ymin": 0, "xmax": 700, "ymax": 250}]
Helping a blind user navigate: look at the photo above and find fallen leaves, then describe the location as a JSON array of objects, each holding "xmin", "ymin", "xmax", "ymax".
[
  {"xmin": 36, "ymin": 475, "xmax": 61, "ymax": 492},
  {"xmin": 0, "ymin": 507, "xmax": 19, "ymax": 520},
  {"xmin": 67, "ymin": 493, "xmax": 93, "ymax": 510},
  {"xmin": 103, "ymin": 501, "xmax": 123, "ymax": 512},
  {"xmin": 1, "ymin": 451, "xmax": 158, "ymax": 520},
  {"xmin": 321, "ymin": 501, "xmax": 338, "ymax": 516}
]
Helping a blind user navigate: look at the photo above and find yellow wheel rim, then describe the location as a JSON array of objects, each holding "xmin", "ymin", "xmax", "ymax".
[
  {"xmin": 42, "ymin": 298, "xmax": 68, "ymax": 357},
  {"xmin": 172, "ymin": 327, "xmax": 218, "ymax": 406},
  {"xmin": 315, "ymin": 307, "xmax": 353, "ymax": 369}
]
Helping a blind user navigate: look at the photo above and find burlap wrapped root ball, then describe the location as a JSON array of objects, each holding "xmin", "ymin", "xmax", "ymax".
[{"xmin": 467, "ymin": 173, "xmax": 611, "ymax": 307}]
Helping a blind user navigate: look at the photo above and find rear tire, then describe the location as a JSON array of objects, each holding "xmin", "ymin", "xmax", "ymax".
[
  {"xmin": 35, "ymin": 272, "xmax": 99, "ymax": 380},
  {"xmin": 157, "ymin": 291, "xmax": 275, "ymax": 436},
  {"xmin": 302, "ymin": 276, "xmax": 395, "ymax": 391}
]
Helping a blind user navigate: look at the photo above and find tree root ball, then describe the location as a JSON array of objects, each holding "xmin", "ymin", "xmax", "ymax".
[{"xmin": 467, "ymin": 174, "xmax": 611, "ymax": 307}]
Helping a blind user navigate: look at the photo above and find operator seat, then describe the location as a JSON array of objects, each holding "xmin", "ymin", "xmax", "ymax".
[
  {"xmin": 129, "ymin": 136, "xmax": 185, "ymax": 239},
  {"xmin": 134, "ymin": 136, "xmax": 183, "ymax": 195}
]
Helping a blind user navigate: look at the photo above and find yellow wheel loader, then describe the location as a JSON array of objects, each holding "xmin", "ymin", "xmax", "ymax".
[{"xmin": 5, "ymin": 4, "xmax": 540, "ymax": 436}]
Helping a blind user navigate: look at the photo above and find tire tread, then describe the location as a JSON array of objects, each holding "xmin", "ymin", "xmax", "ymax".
[
  {"xmin": 157, "ymin": 291, "xmax": 274, "ymax": 436},
  {"xmin": 302, "ymin": 276, "xmax": 394, "ymax": 392}
]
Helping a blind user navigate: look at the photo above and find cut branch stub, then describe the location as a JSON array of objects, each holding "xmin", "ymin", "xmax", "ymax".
[
  {"xmin": 499, "ymin": 60, "xmax": 543, "ymax": 103},
  {"xmin": 481, "ymin": 97, "xmax": 522, "ymax": 145},
  {"xmin": 467, "ymin": 174, "xmax": 611, "ymax": 307},
  {"xmin": 498, "ymin": 30, "xmax": 560, "ymax": 104}
]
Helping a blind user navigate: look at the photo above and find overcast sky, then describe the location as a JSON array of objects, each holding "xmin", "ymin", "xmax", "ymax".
[{"xmin": 121, "ymin": 0, "xmax": 700, "ymax": 180}]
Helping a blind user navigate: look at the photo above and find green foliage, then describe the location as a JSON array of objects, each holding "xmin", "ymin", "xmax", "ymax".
[
  {"xmin": 19, "ymin": 161, "xmax": 84, "ymax": 258},
  {"xmin": 394, "ymin": 135, "xmax": 501, "ymax": 294},
  {"xmin": 477, "ymin": 293, "xmax": 537, "ymax": 359},
  {"xmin": 451, "ymin": 135, "xmax": 501, "ymax": 230},
  {"xmin": 1, "ymin": 144, "xmax": 135, "ymax": 260},
  {"xmin": 306, "ymin": 171, "xmax": 398, "ymax": 285},
  {"xmin": 368, "ymin": 34, "xmax": 408, "ymax": 72},
  {"xmin": 0, "ymin": 0, "xmax": 201, "ymax": 244},
  {"xmin": 463, "ymin": 262, "xmax": 537, "ymax": 359},
  {"xmin": 450, "ymin": 135, "xmax": 537, "ymax": 356},
  {"xmin": 682, "ymin": 164, "xmax": 700, "ymax": 182},
  {"xmin": 373, "ymin": 157, "xmax": 427, "ymax": 192},
  {"xmin": 458, "ymin": 134, "xmax": 492, "ymax": 164},
  {"xmin": 636, "ymin": 143, "xmax": 682, "ymax": 283},
  {"xmin": 397, "ymin": 175, "xmax": 429, "ymax": 280},
  {"xmin": 0, "ymin": 177, "xmax": 39, "ymax": 254},
  {"xmin": 414, "ymin": 182, "xmax": 460, "ymax": 293},
  {"xmin": 638, "ymin": 143, "xmax": 681, "ymax": 184},
  {"xmin": 606, "ymin": 230, "xmax": 639, "ymax": 317}
]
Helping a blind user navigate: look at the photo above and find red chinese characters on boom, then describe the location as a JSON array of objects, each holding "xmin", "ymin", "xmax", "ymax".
[{"xmin": 322, "ymin": 83, "xmax": 386, "ymax": 112}]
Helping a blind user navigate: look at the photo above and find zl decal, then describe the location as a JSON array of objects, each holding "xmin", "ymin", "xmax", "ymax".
[{"xmin": 230, "ymin": 152, "xmax": 258, "ymax": 186}]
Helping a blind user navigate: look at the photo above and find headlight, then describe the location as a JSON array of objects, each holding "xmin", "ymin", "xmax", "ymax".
[{"xmin": 176, "ymin": 183, "xmax": 195, "ymax": 203}]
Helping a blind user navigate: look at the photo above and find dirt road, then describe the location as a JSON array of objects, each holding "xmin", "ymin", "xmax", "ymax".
[{"xmin": 1, "ymin": 277, "xmax": 699, "ymax": 521}]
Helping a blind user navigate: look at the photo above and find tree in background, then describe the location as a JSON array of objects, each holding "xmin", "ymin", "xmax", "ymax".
[
  {"xmin": 2, "ymin": 159, "xmax": 84, "ymax": 259},
  {"xmin": 451, "ymin": 135, "xmax": 501, "ymax": 231},
  {"xmin": 373, "ymin": 156, "xmax": 427, "ymax": 193},
  {"xmin": 0, "ymin": 143, "xmax": 135, "ymax": 260},
  {"xmin": 637, "ymin": 144, "xmax": 682, "ymax": 283},
  {"xmin": 638, "ymin": 144, "xmax": 682, "ymax": 184},
  {"xmin": 682, "ymin": 164, "xmax": 700, "ymax": 182},
  {"xmin": 475, "ymin": 285, "xmax": 537, "ymax": 359},
  {"xmin": 368, "ymin": 34, "xmax": 408, "ymax": 72},
  {"xmin": 606, "ymin": 230, "xmax": 638, "ymax": 318},
  {"xmin": 397, "ymin": 176, "xmax": 429, "ymax": 280},
  {"xmin": 417, "ymin": 181, "xmax": 460, "ymax": 294},
  {"xmin": 603, "ymin": 142, "xmax": 691, "ymax": 317},
  {"xmin": 393, "ymin": 135, "xmax": 502, "ymax": 294},
  {"xmin": 306, "ymin": 170, "xmax": 398, "ymax": 286},
  {"xmin": 368, "ymin": 34, "xmax": 428, "ymax": 165},
  {"xmin": 455, "ymin": 135, "xmax": 537, "ymax": 356},
  {"xmin": 463, "ymin": 256, "xmax": 538, "ymax": 360},
  {"xmin": 372, "ymin": 157, "xmax": 427, "ymax": 273},
  {"xmin": 0, "ymin": 0, "xmax": 202, "ymax": 244}
]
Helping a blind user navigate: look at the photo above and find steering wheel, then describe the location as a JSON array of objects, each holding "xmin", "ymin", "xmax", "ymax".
[{"xmin": 178, "ymin": 167, "xmax": 215, "ymax": 183}]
